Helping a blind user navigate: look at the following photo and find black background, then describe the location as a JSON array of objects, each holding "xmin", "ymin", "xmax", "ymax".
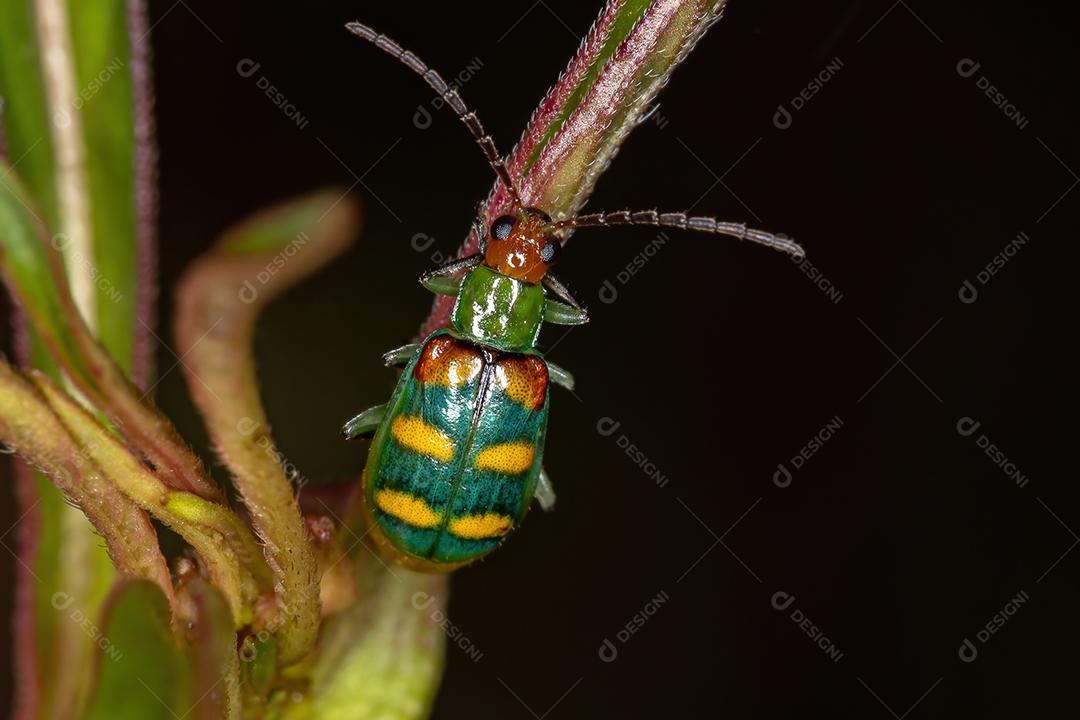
[{"xmin": 2, "ymin": 1, "xmax": 1077, "ymax": 717}]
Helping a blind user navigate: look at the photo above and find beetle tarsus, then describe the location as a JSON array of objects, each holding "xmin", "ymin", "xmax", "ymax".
[
  {"xmin": 343, "ymin": 404, "xmax": 387, "ymax": 440},
  {"xmin": 535, "ymin": 468, "xmax": 556, "ymax": 511}
]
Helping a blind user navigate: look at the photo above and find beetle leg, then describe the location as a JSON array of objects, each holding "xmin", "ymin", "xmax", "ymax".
[
  {"xmin": 534, "ymin": 467, "xmax": 556, "ymax": 511},
  {"xmin": 543, "ymin": 299, "xmax": 589, "ymax": 325},
  {"xmin": 382, "ymin": 343, "xmax": 423, "ymax": 366},
  {"xmin": 421, "ymin": 275, "xmax": 462, "ymax": 296},
  {"xmin": 543, "ymin": 273, "xmax": 587, "ymax": 310},
  {"xmin": 419, "ymin": 253, "xmax": 482, "ymax": 295},
  {"xmin": 546, "ymin": 361, "xmax": 575, "ymax": 392},
  {"xmin": 342, "ymin": 404, "xmax": 387, "ymax": 439}
]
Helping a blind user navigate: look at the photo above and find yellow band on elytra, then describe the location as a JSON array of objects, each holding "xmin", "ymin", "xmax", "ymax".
[
  {"xmin": 448, "ymin": 513, "xmax": 513, "ymax": 539},
  {"xmin": 473, "ymin": 441, "xmax": 535, "ymax": 474},
  {"xmin": 391, "ymin": 415, "xmax": 455, "ymax": 462},
  {"xmin": 374, "ymin": 489, "xmax": 441, "ymax": 528}
]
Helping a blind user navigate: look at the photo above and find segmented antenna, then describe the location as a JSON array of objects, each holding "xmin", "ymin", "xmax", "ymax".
[
  {"xmin": 550, "ymin": 210, "xmax": 804, "ymax": 257},
  {"xmin": 346, "ymin": 22, "xmax": 524, "ymax": 207}
]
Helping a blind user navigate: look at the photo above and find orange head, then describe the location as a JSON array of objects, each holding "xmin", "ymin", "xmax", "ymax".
[{"xmin": 482, "ymin": 208, "xmax": 562, "ymax": 284}]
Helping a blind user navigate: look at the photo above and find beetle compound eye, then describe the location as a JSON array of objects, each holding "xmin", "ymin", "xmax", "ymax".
[
  {"xmin": 541, "ymin": 238, "xmax": 561, "ymax": 264},
  {"xmin": 491, "ymin": 215, "xmax": 516, "ymax": 241}
]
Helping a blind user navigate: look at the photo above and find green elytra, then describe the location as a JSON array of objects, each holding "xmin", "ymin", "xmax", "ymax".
[{"xmin": 342, "ymin": 22, "xmax": 805, "ymax": 572}]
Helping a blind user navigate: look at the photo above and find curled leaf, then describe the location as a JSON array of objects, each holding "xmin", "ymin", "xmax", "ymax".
[
  {"xmin": 31, "ymin": 370, "xmax": 267, "ymax": 625},
  {"xmin": 174, "ymin": 189, "xmax": 361, "ymax": 663},
  {"xmin": 0, "ymin": 357, "xmax": 173, "ymax": 602}
]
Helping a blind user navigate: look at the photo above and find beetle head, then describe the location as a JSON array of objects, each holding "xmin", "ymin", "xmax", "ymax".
[{"xmin": 482, "ymin": 207, "xmax": 561, "ymax": 284}]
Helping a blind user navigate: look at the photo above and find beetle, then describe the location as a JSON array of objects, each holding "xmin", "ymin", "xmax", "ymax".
[{"xmin": 342, "ymin": 22, "xmax": 804, "ymax": 572}]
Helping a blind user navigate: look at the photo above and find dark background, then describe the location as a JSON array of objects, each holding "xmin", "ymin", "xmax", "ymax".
[{"xmin": 3, "ymin": 0, "xmax": 1077, "ymax": 717}]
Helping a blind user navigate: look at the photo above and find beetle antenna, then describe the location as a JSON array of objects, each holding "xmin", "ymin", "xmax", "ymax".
[
  {"xmin": 549, "ymin": 210, "xmax": 804, "ymax": 257},
  {"xmin": 346, "ymin": 22, "xmax": 524, "ymax": 208}
]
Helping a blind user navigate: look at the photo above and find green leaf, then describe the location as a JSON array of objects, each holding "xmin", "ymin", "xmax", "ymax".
[
  {"xmin": 82, "ymin": 581, "xmax": 189, "ymax": 720},
  {"xmin": 0, "ymin": 161, "xmax": 128, "ymax": 719},
  {"xmin": 65, "ymin": 0, "xmax": 143, "ymax": 376},
  {"xmin": 241, "ymin": 631, "xmax": 278, "ymax": 703},
  {"xmin": 185, "ymin": 579, "xmax": 242, "ymax": 720},
  {"xmin": 1, "ymin": 0, "xmax": 152, "ymax": 377},
  {"xmin": 1, "ymin": 154, "xmax": 223, "ymax": 500},
  {"xmin": 288, "ymin": 570, "xmax": 447, "ymax": 720},
  {"xmin": 0, "ymin": 166, "xmax": 91, "ymax": 380},
  {"xmin": 2, "ymin": 5, "xmax": 159, "ymax": 711},
  {"xmin": 0, "ymin": 0, "xmax": 61, "ymax": 230}
]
